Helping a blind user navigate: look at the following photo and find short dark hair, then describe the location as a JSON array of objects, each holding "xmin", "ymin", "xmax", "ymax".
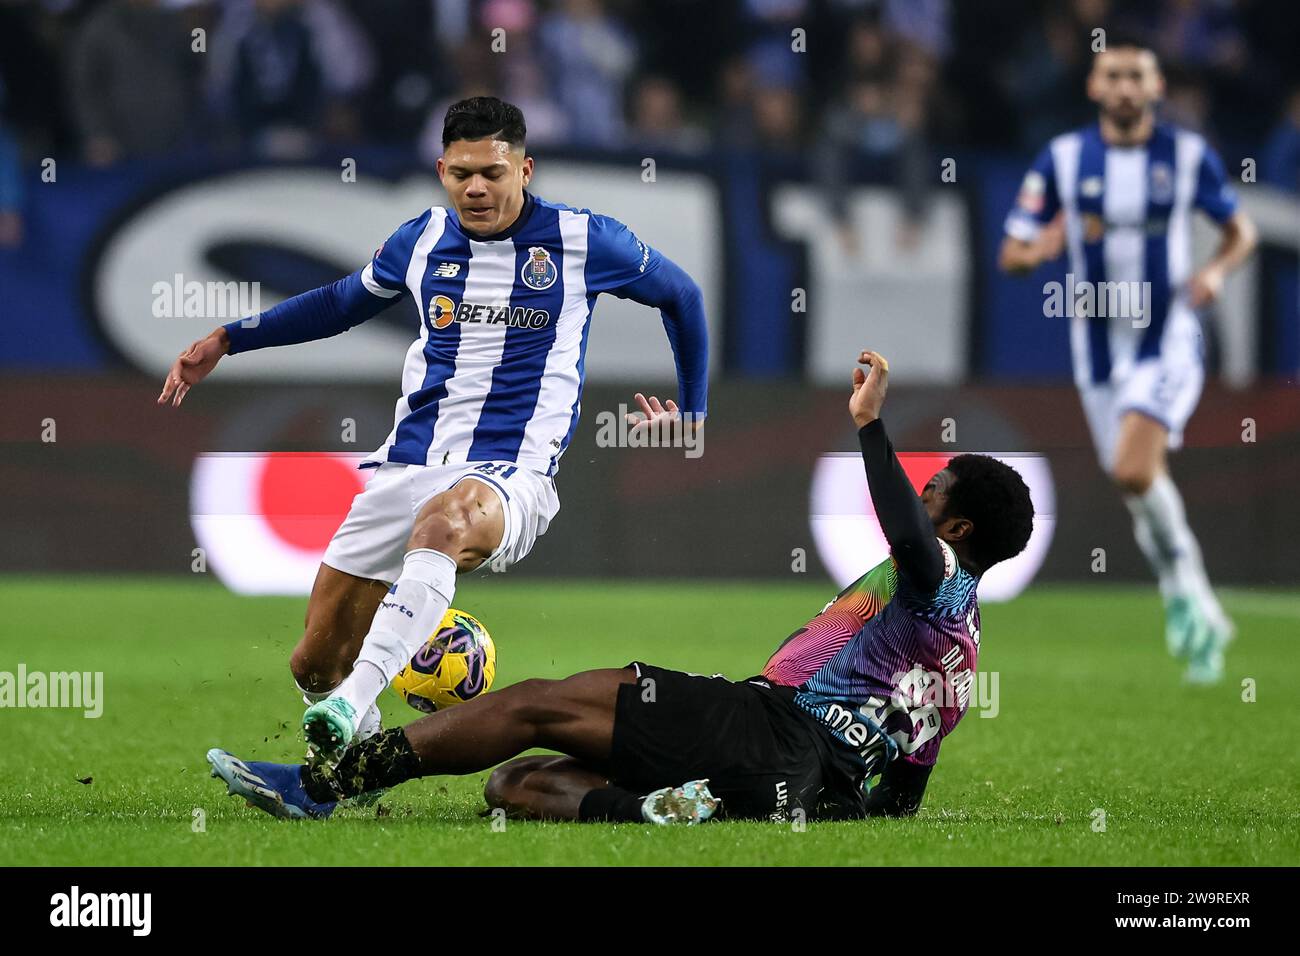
[
  {"xmin": 442, "ymin": 96, "xmax": 527, "ymax": 148},
  {"xmin": 944, "ymin": 454, "xmax": 1035, "ymax": 571},
  {"xmin": 1096, "ymin": 27, "xmax": 1157, "ymax": 61}
]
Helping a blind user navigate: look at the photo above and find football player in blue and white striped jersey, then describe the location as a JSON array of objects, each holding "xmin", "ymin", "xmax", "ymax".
[
  {"xmin": 159, "ymin": 97, "xmax": 710, "ymax": 757},
  {"xmin": 1000, "ymin": 34, "xmax": 1257, "ymax": 683}
]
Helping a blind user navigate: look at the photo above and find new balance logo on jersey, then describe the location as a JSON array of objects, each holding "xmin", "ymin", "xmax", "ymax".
[
  {"xmin": 432, "ymin": 262, "xmax": 461, "ymax": 278},
  {"xmin": 428, "ymin": 295, "xmax": 552, "ymax": 331}
]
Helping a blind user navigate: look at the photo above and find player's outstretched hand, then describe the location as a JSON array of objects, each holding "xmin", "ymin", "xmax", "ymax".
[
  {"xmin": 849, "ymin": 349, "xmax": 889, "ymax": 428},
  {"xmin": 158, "ymin": 328, "xmax": 229, "ymax": 407},
  {"xmin": 624, "ymin": 392, "xmax": 703, "ymax": 440}
]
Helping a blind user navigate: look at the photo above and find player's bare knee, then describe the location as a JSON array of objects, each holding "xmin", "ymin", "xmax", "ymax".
[
  {"xmin": 483, "ymin": 766, "xmax": 516, "ymax": 809},
  {"xmin": 483, "ymin": 756, "xmax": 548, "ymax": 809},
  {"xmin": 289, "ymin": 641, "xmax": 344, "ymax": 693}
]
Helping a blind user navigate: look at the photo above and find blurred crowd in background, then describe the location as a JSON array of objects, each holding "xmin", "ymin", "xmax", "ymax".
[{"xmin": 1, "ymin": 0, "xmax": 1298, "ymax": 249}]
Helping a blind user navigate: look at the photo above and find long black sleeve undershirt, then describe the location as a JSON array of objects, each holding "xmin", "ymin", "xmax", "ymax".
[
  {"xmin": 858, "ymin": 418, "xmax": 945, "ymax": 593},
  {"xmin": 862, "ymin": 757, "xmax": 933, "ymax": 817}
]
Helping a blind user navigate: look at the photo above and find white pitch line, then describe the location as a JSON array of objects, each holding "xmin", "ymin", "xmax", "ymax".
[{"xmin": 1218, "ymin": 590, "xmax": 1300, "ymax": 619}]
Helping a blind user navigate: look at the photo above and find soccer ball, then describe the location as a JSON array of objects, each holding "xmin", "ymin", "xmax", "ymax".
[{"xmin": 391, "ymin": 608, "xmax": 496, "ymax": 713}]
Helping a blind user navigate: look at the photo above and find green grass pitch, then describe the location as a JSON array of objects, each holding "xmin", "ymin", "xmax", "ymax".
[{"xmin": 0, "ymin": 576, "xmax": 1296, "ymax": 866}]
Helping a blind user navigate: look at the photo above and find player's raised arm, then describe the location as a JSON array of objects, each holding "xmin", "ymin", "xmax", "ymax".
[
  {"xmin": 157, "ymin": 212, "xmax": 426, "ymax": 407},
  {"xmin": 587, "ymin": 215, "xmax": 709, "ymax": 434},
  {"xmin": 849, "ymin": 350, "xmax": 945, "ymax": 592}
]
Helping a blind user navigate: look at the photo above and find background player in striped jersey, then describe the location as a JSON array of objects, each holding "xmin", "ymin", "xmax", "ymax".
[
  {"xmin": 999, "ymin": 34, "xmax": 1257, "ymax": 684},
  {"xmin": 157, "ymin": 97, "xmax": 709, "ymax": 759},
  {"xmin": 206, "ymin": 350, "xmax": 1035, "ymax": 823}
]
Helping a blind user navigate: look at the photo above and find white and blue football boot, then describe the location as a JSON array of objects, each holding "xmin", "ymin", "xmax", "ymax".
[
  {"xmin": 206, "ymin": 749, "xmax": 336, "ymax": 820},
  {"xmin": 640, "ymin": 779, "xmax": 720, "ymax": 825}
]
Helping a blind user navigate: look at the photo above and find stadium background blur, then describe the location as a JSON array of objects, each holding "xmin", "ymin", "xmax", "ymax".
[{"xmin": 1, "ymin": 0, "xmax": 1297, "ymax": 590}]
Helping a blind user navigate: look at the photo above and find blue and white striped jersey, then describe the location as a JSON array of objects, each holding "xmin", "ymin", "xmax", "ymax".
[
  {"xmin": 1005, "ymin": 122, "xmax": 1239, "ymax": 386},
  {"xmin": 356, "ymin": 193, "xmax": 676, "ymax": 475}
]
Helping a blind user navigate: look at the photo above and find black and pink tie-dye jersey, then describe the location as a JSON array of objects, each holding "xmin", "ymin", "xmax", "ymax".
[{"xmin": 763, "ymin": 539, "xmax": 980, "ymax": 779}]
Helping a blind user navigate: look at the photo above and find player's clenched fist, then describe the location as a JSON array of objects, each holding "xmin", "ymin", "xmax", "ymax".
[
  {"xmin": 849, "ymin": 349, "xmax": 889, "ymax": 428},
  {"xmin": 157, "ymin": 327, "xmax": 229, "ymax": 407},
  {"xmin": 1187, "ymin": 263, "xmax": 1225, "ymax": 309}
]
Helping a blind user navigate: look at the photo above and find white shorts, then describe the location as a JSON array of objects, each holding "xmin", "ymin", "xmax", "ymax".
[
  {"xmin": 1079, "ymin": 356, "xmax": 1204, "ymax": 473},
  {"xmin": 322, "ymin": 460, "xmax": 560, "ymax": 583}
]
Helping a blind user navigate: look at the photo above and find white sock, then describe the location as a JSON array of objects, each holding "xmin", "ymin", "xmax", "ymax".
[
  {"xmin": 298, "ymin": 683, "xmax": 331, "ymax": 706},
  {"xmin": 1123, "ymin": 473, "xmax": 1226, "ymax": 627},
  {"xmin": 330, "ymin": 548, "xmax": 458, "ymax": 720},
  {"xmin": 354, "ymin": 703, "xmax": 383, "ymax": 742}
]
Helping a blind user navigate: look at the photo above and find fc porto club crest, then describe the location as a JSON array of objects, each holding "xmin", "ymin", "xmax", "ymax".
[
  {"xmin": 1148, "ymin": 161, "xmax": 1174, "ymax": 204},
  {"xmin": 521, "ymin": 246, "xmax": 558, "ymax": 290}
]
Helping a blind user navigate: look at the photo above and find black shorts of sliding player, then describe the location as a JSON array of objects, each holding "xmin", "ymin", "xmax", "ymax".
[{"xmin": 607, "ymin": 661, "xmax": 847, "ymax": 821}]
